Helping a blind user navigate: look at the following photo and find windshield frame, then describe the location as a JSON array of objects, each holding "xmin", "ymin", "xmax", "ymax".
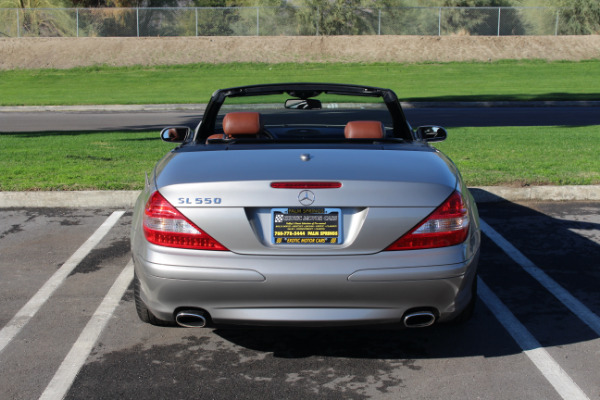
[{"xmin": 194, "ymin": 83, "xmax": 414, "ymax": 143}]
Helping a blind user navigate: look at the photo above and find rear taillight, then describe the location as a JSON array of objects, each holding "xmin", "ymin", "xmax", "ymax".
[
  {"xmin": 385, "ymin": 191, "xmax": 469, "ymax": 251},
  {"xmin": 143, "ymin": 191, "xmax": 227, "ymax": 251}
]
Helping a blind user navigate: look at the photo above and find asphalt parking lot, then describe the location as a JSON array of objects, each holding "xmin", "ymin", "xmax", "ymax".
[{"xmin": 0, "ymin": 200, "xmax": 599, "ymax": 400}]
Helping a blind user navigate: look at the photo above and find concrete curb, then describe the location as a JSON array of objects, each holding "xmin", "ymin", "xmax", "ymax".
[
  {"xmin": 0, "ymin": 191, "xmax": 142, "ymax": 208},
  {"xmin": 468, "ymin": 185, "xmax": 600, "ymax": 203},
  {"xmin": 401, "ymin": 100, "xmax": 600, "ymax": 109},
  {"xmin": 1, "ymin": 186, "xmax": 598, "ymax": 208},
  {"xmin": 2, "ymin": 101, "xmax": 600, "ymax": 113},
  {"xmin": 0, "ymin": 104, "xmax": 208, "ymax": 113}
]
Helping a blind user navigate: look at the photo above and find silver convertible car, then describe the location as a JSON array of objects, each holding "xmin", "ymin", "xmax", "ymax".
[{"xmin": 130, "ymin": 83, "xmax": 480, "ymax": 329}]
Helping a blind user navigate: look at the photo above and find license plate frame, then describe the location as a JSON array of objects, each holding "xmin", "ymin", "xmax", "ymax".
[{"xmin": 271, "ymin": 208, "xmax": 342, "ymax": 245}]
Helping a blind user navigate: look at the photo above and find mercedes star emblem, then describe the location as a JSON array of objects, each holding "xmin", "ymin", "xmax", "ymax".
[{"xmin": 298, "ymin": 190, "xmax": 315, "ymax": 206}]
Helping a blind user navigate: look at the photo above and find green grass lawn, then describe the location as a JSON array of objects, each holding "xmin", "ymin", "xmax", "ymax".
[
  {"xmin": 0, "ymin": 131, "xmax": 177, "ymax": 191},
  {"xmin": 1, "ymin": 126, "xmax": 598, "ymax": 191},
  {"xmin": 1, "ymin": 59, "xmax": 599, "ymax": 106},
  {"xmin": 434, "ymin": 126, "xmax": 600, "ymax": 187}
]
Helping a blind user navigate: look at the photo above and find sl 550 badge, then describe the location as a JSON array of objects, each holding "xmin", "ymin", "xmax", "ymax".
[{"xmin": 178, "ymin": 197, "xmax": 222, "ymax": 205}]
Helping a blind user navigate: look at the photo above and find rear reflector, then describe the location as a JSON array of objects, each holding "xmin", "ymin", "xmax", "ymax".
[
  {"xmin": 143, "ymin": 191, "xmax": 227, "ymax": 251},
  {"xmin": 385, "ymin": 191, "xmax": 469, "ymax": 251},
  {"xmin": 271, "ymin": 182, "xmax": 342, "ymax": 189}
]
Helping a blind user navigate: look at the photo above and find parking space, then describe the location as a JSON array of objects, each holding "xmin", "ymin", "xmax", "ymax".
[
  {"xmin": 0, "ymin": 201, "xmax": 598, "ymax": 400},
  {"xmin": 0, "ymin": 209, "xmax": 117, "ymax": 327}
]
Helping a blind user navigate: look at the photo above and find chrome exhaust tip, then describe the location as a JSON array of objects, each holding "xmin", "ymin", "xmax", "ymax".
[
  {"xmin": 403, "ymin": 311, "xmax": 436, "ymax": 328},
  {"xmin": 175, "ymin": 310, "xmax": 209, "ymax": 328}
]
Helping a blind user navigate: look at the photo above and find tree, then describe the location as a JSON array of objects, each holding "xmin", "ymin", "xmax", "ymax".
[
  {"xmin": 555, "ymin": 0, "xmax": 600, "ymax": 34},
  {"xmin": 191, "ymin": 0, "xmax": 273, "ymax": 36},
  {"xmin": 0, "ymin": 0, "xmax": 76, "ymax": 36},
  {"xmin": 81, "ymin": 0, "xmax": 184, "ymax": 36},
  {"xmin": 440, "ymin": 0, "xmax": 525, "ymax": 35},
  {"xmin": 295, "ymin": 0, "xmax": 406, "ymax": 35},
  {"xmin": 194, "ymin": 0, "xmax": 242, "ymax": 36}
]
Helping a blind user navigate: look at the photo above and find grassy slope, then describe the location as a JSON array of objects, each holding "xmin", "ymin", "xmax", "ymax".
[
  {"xmin": 434, "ymin": 126, "xmax": 600, "ymax": 187},
  {"xmin": 1, "ymin": 131, "xmax": 177, "ymax": 191},
  {"xmin": 1, "ymin": 60, "xmax": 599, "ymax": 106},
  {"xmin": 1, "ymin": 60, "xmax": 598, "ymax": 190},
  {"xmin": 1, "ymin": 126, "xmax": 598, "ymax": 191}
]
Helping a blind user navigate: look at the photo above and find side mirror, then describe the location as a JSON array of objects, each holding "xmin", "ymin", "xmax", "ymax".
[
  {"xmin": 416, "ymin": 126, "xmax": 447, "ymax": 142},
  {"xmin": 160, "ymin": 126, "xmax": 191, "ymax": 143},
  {"xmin": 284, "ymin": 99, "xmax": 322, "ymax": 110}
]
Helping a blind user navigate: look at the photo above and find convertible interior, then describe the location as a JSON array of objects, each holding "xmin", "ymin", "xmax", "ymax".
[{"xmin": 207, "ymin": 111, "xmax": 387, "ymax": 142}]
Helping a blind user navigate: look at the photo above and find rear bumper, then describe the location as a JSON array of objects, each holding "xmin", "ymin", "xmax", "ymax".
[{"xmin": 133, "ymin": 244, "xmax": 479, "ymax": 327}]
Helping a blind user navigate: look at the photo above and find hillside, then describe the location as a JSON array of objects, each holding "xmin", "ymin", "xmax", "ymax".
[{"xmin": 1, "ymin": 35, "xmax": 600, "ymax": 70}]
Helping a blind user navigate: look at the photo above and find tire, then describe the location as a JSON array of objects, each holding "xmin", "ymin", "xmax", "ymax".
[{"xmin": 134, "ymin": 273, "xmax": 173, "ymax": 326}]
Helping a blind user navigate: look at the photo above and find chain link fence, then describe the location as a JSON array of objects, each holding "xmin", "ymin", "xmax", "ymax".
[{"xmin": 0, "ymin": 7, "xmax": 577, "ymax": 38}]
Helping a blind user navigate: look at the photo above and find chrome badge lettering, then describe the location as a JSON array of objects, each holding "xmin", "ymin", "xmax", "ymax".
[{"xmin": 178, "ymin": 197, "xmax": 222, "ymax": 205}]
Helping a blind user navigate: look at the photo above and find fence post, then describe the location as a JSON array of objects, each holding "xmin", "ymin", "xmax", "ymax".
[
  {"xmin": 378, "ymin": 9, "xmax": 381, "ymax": 35},
  {"xmin": 76, "ymin": 8, "xmax": 79, "ymax": 37},
  {"xmin": 316, "ymin": 6, "xmax": 319, "ymax": 36},
  {"xmin": 438, "ymin": 8, "xmax": 441, "ymax": 36},
  {"xmin": 195, "ymin": 8, "xmax": 198, "ymax": 37},
  {"xmin": 136, "ymin": 7, "xmax": 139, "ymax": 37},
  {"xmin": 555, "ymin": 10, "xmax": 559, "ymax": 36},
  {"xmin": 256, "ymin": 7, "xmax": 259, "ymax": 36},
  {"xmin": 16, "ymin": 8, "xmax": 20, "ymax": 37},
  {"xmin": 497, "ymin": 7, "xmax": 501, "ymax": 36}
]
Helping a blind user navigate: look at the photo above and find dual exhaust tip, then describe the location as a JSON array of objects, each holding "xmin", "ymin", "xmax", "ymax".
[
  {"xmin": 175, "ymin": 308, "xmax": 436, "ymax": 329},
  {"xmin": 175, "ymin": 309, "xmax": 209, "ymax": 328},
  {"xmin": 402, "ymin": 311, "xmax": 436, "ymax": 328}
]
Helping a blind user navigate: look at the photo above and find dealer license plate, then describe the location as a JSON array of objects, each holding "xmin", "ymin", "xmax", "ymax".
[{"xmin": 272, "ymin": 208, "xmax": 342, "ymax": 245}]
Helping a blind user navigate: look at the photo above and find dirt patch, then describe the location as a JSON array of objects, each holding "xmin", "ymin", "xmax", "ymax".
[{"xmin": 1, "ymin": 35, "xmax": 599, "ymax": 70}]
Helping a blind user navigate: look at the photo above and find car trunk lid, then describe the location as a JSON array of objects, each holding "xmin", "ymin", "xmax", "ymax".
[{"xmin": 155, "ymin": 148, "xmax": 458, "ymax": 255}]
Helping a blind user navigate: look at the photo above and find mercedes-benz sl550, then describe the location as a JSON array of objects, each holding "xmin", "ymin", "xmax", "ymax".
[{"xmin": 130, "ymin": 83, "xmax": 480, "ymax": 329}]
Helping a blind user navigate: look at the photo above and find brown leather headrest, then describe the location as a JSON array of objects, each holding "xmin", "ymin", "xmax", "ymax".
[
  {"xmin": 223, "ymin": 112, "xmax": 262, "ymax": 136},
  {"xmin": 206, "ymin": 134, "xmax": 224, "ymax": 143},
  {"xmin": 344, "ymin": 121, "xmax": 384, "ymax": 139}
]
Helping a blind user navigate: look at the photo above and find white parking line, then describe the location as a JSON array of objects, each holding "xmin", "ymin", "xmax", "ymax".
[
  {"xmin": 480, "ymin": 218, "xmax": 600, "ymax": 337},
  {"xmin": 478, "ymin": 277, "xmax": 590, "ymax": 400},
  {"xmin": 0, "ymin": 211, "xmax": 125, "ymax": 355},
  {"xmin": 39, "ymin": 260, "xmax": 133, "ymax": 400}
]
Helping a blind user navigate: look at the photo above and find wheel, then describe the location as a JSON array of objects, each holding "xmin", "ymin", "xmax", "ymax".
[
  {"xmin": 451, "ymin": 275, "xmax": 477, "ymax": 324},
  {"xmin": 134, "ymin": 273, "xmax": 173, "ymax": 326}
]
